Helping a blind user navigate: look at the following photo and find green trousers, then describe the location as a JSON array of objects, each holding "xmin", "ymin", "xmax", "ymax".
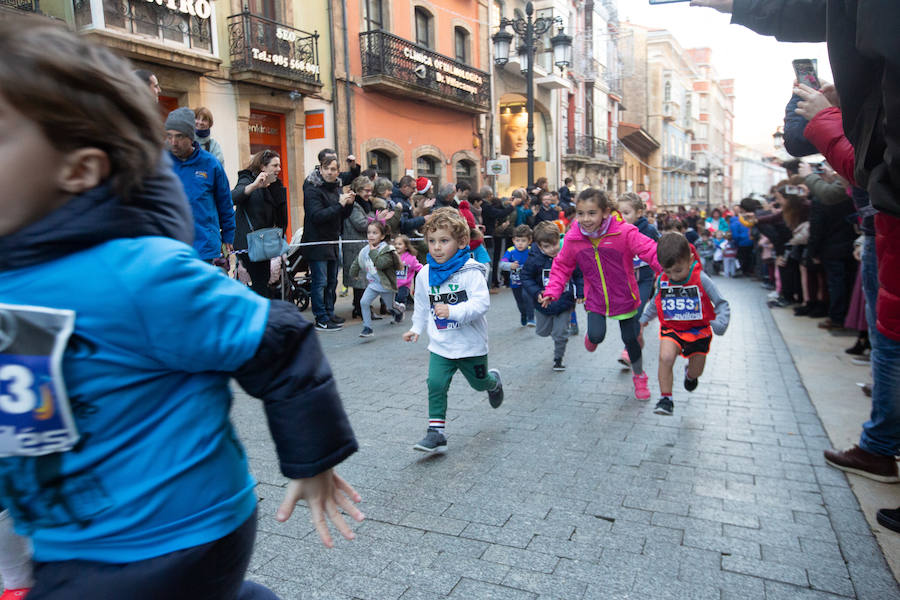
[{"xmin": 427, "ymin": 352, "xmax": 497, "ymax": 420}]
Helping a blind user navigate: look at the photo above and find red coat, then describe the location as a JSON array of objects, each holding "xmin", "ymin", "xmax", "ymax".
[
  {"xmin": 876, "ymin": 213, "xmax": 900, "ymax": 341},
  {"xmin": 804, "ymin": 107, "xmax": 857, "ymax": 185},
  {"xmin": 458, "ymin": 200, "xmax": 477, "ymax": 230}
]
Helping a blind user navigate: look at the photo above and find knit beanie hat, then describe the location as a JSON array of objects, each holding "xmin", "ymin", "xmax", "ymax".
[
  {"xmin": 416, "ymin": 176, "xmax": 432, "ymax": 195},
  {"xmin": 165, "ymin": 107, "xmax": 196, "ymax": 140}
]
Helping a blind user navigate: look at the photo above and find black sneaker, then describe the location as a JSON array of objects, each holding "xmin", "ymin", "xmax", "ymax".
[
  {"xmin": 876, "ymin": 507, "xmax": 900, "ymax": 533},
  {"xmin": 654, "ymin": 397, "xmax": 674, "ymax": 416},
  {"xmin": 359, "ymin": 326, "xmax": 374, "ymax": 338},
  {"xmin": 553, "ymin": 358, "xmax": 566, "ymax": 371},
  {"xmin": 767, "ymin": 297, "xmax": 790, "ymax": 308},
  {"xmin": 684, "ymin": 366, "xmax": 698, "ymax": 392},
  {"xmin": 487, "ymin": 368, "xmax": 504, "ymax": 408},
  {"xmin": 316, "ymin": 320, "xmax": 342, "ymax": 331},
  {"xmin": 392, "ymin": 309, "xmax": 404, "ymax": 324},
  {"xmin": 567, "ymin": 322, "xmax": 579, "ymax": 336},
  {"xmin": 413, "ymin": 428, "xmax": 447, "ymax": 453},
  {"xmin": 329, "ymin": 315, "xmax": 346, "ymax": 325}
]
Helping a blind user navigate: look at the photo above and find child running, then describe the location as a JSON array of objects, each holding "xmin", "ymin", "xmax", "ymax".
[
  {"xmin": 616, "ymin": 192, "xmax": 661, "ymax": 368},
  {"xmin": 522, "ymin": 222, "xmax": 584, "ymax": 371},
  {"xmin": 501, "ymin": 224, "xmax": 535, "ymax": 326},
  {"xmin": 393, "ymin": 233, "xmax": 422, "ymax": 310},
  {"xmin": 403, "ymin": 208, "xmax": 503, "ymax": 453},
  {"xmin": 350, "ymin": 219, "xmax": 404, "ymax": 337},
  {"xmin": 541, "ymin": 189, "xmax": 661, "ymax": 400},
  {"xmin": 640, "ymin": 233, "xmax": 731, "ymax": 415},
  {"xmin": 0, "ymin": 17, "xmax": 361, "ymax": 597}
]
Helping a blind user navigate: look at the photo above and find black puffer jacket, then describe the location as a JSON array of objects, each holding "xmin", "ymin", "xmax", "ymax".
[
  {"xmin": 301, "ymin": 168, "xmax": 352, "ymax": 262},
  {"xmin": 807, "ymin": 196, "xmax": 856, "ymax": 261},
  {"xmin": 232, "ymin": 169, "xmax": 288, "ymax": 253}
]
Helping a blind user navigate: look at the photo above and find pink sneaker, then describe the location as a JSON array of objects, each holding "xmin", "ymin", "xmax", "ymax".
[
  {"xmin": 0, "ymin": 589, "xmax": 30, "ymax": 599},
  {"xmin": 617, "ymin": 348, "xmax": 631, "ymax": 367},
  {"xmin": 584, "ymin": 334, "xmax": 598, "ymax": 352},
  {"xmin": 632, "ymin": 372, "xmax": 651, "ymax": 400}
]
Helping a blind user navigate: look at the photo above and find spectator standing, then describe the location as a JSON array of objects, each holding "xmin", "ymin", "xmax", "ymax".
[
  {"xmin": 232, "ymin": 149, "xmax": 287, "ymax": 296},
  {"xmin": 165, "ymin": 107, "xmax": 234, "ymax": 262},
  {"xmin": 194, "ymin": 106, "xmax": 225, "ymax": 165},
  {"xmin": 558, "ymin": 177, "xmax": 574, "ymax": 208}
]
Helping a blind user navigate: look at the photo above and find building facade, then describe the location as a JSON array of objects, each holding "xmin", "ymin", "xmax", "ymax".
[
  {"xmin": 733, "ymin": 144, "xmax": 784, "ymax": 200},
  {"xmin": 330, "ymin": 0, "xmax": 491, "ymax": 192}
]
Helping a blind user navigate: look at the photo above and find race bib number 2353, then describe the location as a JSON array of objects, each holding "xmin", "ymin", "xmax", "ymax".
[{"xmin": 0, "ymin": 304, "xmax": 79, "ymax": 457}]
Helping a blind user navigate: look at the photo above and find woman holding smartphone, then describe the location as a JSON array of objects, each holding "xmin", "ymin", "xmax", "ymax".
[{"xmin": 232, "ymin": 149, "xmax": 288, "ymax": 296}]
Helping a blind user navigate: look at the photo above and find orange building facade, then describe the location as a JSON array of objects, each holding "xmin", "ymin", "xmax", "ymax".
[{"xmin": 331, "ymin": 0, "xmax": 491, "ymax": 190}]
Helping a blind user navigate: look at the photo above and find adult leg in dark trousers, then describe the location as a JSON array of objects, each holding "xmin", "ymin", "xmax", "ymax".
[
  {"xmin": 823, "ymin": 258, "xmax": 855, "ymax": 324},
  {"xmin": 737, "ymin": 245, "xmax": 754, "ymax": 277},
  {"xmin": 490, "ymin": 236, "xmax": 507, "ymax": 287},
  {"xmin": 239, "ymin": 254, "xmax": 271, "ymax": 297}
]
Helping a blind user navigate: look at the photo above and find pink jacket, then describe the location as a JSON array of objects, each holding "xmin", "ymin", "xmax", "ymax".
[
  {"xmin": 396, "ymin": 251, "xmax": 423, "ymax": 288},
  {"xmin": 544, "ymin": 212, "xmax": 661, "ymax": 316}
]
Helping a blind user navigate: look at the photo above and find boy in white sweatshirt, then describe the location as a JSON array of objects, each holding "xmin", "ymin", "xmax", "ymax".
[{"xmin": 403, "ymin": 208, "xmax": 504, "ymax": 453}]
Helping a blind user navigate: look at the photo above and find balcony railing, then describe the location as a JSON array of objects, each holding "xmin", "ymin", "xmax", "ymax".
[
  {"xmin": 360, "ymin": 29, "xmax": 490, "ymax": 113},
  {"xmin": 664, "ymin": 154, "xmax": 697, "ymax": 172},
  {"xmin": 228, "ymin": 12, "xmax": 321, "ymax": 86},
  {"xmin": 566, "ymin": 134, "xmax": 619, "ymax": 162},
  {"xmin": 74, "ymin": 0, "xmax": 212, "ymax": 52},
  {"xmin": 1, "ymin": 0, "xmax": 38, "ymax": 11}
]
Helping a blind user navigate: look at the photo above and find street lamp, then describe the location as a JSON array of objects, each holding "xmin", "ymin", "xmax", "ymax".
[
  {"xmin": 492, "ymin": 1, "xmax": 572, "ymax": 188},
  {"xmin": 699, "ymin": 167, "xmax": 723, "ymax": 216}
]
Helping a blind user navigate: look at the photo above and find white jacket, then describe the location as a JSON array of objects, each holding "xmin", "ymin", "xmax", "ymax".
[{"xmin": 410, "ymin": 259, "xmax": 490, "ymax": 359}]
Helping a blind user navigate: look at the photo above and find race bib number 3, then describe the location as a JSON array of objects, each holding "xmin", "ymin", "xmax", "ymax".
[
  {"xmin": 429, "ymin": 288, "xmax": 468, "ymax": 330},
  {"xmin": 660, "ymin": 285, "xmax": 702, "ymax": 321},
  {"xmin": 0, "ymin": 304, "xmax": 78, "ymax": 457}
]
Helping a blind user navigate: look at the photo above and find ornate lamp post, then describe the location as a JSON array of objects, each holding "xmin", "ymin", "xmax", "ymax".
[{"xmin": 492, "ymin": 1, "xmax": 571, "ymax": 187}]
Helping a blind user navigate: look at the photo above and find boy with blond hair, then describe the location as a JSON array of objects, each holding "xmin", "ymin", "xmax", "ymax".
[{"xmin": 404, "ymin": 208, "xmax": 503, "ymax": 453}]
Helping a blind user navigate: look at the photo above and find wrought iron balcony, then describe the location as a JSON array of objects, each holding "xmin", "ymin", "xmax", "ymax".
[
  {"xmin": 1, "ymin": 0, "xmax": 39, "ymax": 12},
  {"xmin": 228, "ymin": 12, "xmax": 321, "ymax": 88},
  {"xmin": 565, "ymin": 134, "xmax": 618, "ymax": 163},
  {"xmin": 664, "ymin": 154, "xmax": 697, "ymax": 172},
  {"xmin": 73, "ymin": 0, "xmax": 213, "ymax": 53},
  {"xmin": 359, "ymin": 29, "xmax": 490, "ymax": 113}
]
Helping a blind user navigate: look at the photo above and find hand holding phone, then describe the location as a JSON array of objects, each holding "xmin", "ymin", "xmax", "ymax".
[{"xmin": 792, "ymin": 59, "xmax": 820, "ymax": 90}]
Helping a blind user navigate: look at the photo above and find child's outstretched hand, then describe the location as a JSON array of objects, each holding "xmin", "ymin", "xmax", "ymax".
[
  {"xmin": 539, "ymin": 294, "xmax": 554, "ymax": 308},
  {"xmin": 403, "ymin": 331, "xmax": 419, "ymax": 342},
  {"xmin": 576, "ymin": 297, "xmax": 585, "ymax": 304},
  {"xmin": 276, "ymin": 469, "xmax": 364, "ymax": 549},
  {"xmin": 433, "ymin": 303, "xmax": 450, "ymax": 319}
]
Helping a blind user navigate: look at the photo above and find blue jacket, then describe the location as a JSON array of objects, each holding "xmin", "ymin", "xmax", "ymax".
[
  {"xmin": 729, "ymin": 215, "xmax": 753, "ymax": 248},
  {"xmin": 521, "ymin": 243, "xmax": 584, "ymax": 315},
  {"xmin": 784, "ymin": 93, "xmax": 820, "ymax": 158},
  {"xmin": 169, "ymin": 145, "xmax": 235, "ymax": 260},
  {"xmin": 0, "ymin": 165, "xmax": 356, "ymax": 563},
  {"xmin": 501, "ymin": 246, "xmax": 530, "ymax": 288}
]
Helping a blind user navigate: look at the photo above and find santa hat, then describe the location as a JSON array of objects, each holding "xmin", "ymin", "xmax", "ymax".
[{"xmin": 416, "ymin": 176, "xmax": 432, "ymax": 194}]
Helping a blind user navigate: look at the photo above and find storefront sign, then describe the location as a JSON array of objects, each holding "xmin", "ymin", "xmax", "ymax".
[
  {"xmin": 402, "ymin": 47, "xmax": 484, "ymax": 96},
  {"xmin": 486, "ymin": 158, "xmax": 509, "ymax": 176},
  {"xmin": 305, "ymin": 110, "xmax": 325, "ymax": 140},
  {"xmin": 250, "ymin": 48, "xmax": 320, "ymax": 76},
  {"xmin": 146, "ymin": 0, "xmax": 212, "ymax": 20}
]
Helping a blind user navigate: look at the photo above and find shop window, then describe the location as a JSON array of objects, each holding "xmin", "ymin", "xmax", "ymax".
[
  {"xmin": 417, "ymin": 155, "xmax": 440, "ymax": 189},
  {"xmin": 367, "ymin": 149, "xmax": 393, "ymax": 181},
  {"xmin": 454, "ymin": 26, "xmax": 469, "ymax": 64},
  {"xmin": 364, "ymin": 0, "xmax": 383, "ymax": 31},
  {"xmin": 455, "ymin": 159, "xmax": 477, "ymax": 189},
  {"xmin": 415, "ymin": 7, "xmax": 433, "ymax": 49}
]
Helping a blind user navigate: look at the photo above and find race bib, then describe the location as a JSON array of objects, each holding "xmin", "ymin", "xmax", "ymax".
[
  {"xmin": 542, "ymin": 269, "xmax": 569, "ymax": 293},
  {"xmin": 396, "ymin": 266, "xmax": 409, "ymax": 280},
  {"xmin": 659, "ymin": 285, "xmax": 702, "ymax": 321},
  {"xmin": 0, "ymin": 304, "xmax": 79, "ymax": 457},
  {"xmin": 429, "ymin": 287, "xmax": 467, "ymax": 330},
  {"xmin": 510, "ymin": 268, "xmax": 521, "ymax": 286}
]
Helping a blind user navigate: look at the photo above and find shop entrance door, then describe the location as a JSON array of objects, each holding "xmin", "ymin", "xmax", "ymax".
[{"xmin": 248, "ymin": 110, "xmax": 291, "ymax": 235}]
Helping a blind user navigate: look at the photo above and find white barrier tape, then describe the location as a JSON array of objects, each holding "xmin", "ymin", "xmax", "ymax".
[{"xmin": 229, "ymin": 234, "xmax": 502, "ymax": 255}]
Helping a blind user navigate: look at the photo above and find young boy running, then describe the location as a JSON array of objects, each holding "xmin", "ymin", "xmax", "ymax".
[
  {"xmin": 640, "ymin": 233, "xmax": 731, "ymax": 416},
  {"xmin": 0, "ymin": 18, "xmax": 361, "ymax": 597},
  {"xmin": 404, "ymin": 208, "xmax": 503, "ymax": 453},
  {"xmin": 500, "ymin": 225, "xmax": 535, "ymax": 326}
]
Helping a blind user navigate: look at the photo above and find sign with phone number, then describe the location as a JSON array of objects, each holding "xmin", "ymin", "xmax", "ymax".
[{"xmin": 251, "ymin": 48, "xmax": 320, "ymax": 76}]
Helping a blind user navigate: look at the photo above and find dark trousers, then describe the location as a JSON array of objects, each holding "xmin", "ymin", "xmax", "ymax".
[
  {"xmin": 238, "ymin": 254, "xmax": 271, "ymax": 297},
  {"xmin": 587, "ymin": 312, "xmax": 641, "ymax": 363},
  {"xmin": 309, "ymin": 259, "xmax": 339, "ymax": 323},
  {"xmin": 511, "ymin": 286, "xmax": 534, "ymax": 322},
  {"xmin": 780, "ymin": 256, "xmax": 801, "ymax": 303},
  {"xmin": 396, "ymin": 286, "xmax": 411, "ymax": 306},
  {"xmin": 737, "ymin": 245, "xmax": 754, "ymax": 276},
  {"xmin": 28, "ymin": 510, "xmax": 277, "ymax": 600},
  {"xmin": 489, "ymin": 236, "xmax": 509, "ymax": 287},
  {"xmin": 823, "ymin": 257, "xmax": 855, "ymax": 324}
]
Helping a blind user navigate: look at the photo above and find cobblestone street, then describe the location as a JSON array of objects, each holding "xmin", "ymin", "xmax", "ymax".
[{"xmin": 233, "ymin": 277, "xmax": 899, "ymax": 600}]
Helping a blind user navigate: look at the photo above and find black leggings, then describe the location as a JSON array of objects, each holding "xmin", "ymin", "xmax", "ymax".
[
  {"xmin": 587, "ymin": 312, "xmax": 642, "ymax": 371},
  {"xmin": 238, "ymin": 254, "xmax": 271, "ymax": 297}
]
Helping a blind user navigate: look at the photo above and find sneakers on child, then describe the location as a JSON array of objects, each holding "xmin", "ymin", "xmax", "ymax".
[
  {"xmin": 632, "ymin": 372, "xmax": 651, "ymax": 400},
  {"xmin": 553, "ymin": 358, "xmax": 566, "ymax": 371},
  {"xmin": 584, "ymin": 334, "xmax": 598, "ymax": 352},
  {"xmin": 359, "ymin": 326, "xmax": 374, "ymax": 337},
  {"xmin": 654, "ymin": 397, "xmax": 674, "ymax": 415},
  {"xmin": 413, "ymin": 428, "xmax": 447, "ymax": 453},
  {"xmin": 617, "ymin": 348, "xmax": 631, "ymax": 367},
  {"xmin": 526, "ymin": 320, "xmax": 536, "ymax": 327},
  {"xmin": 684, "ymin": 366, "xmax": 699, "ymax": 392},
  {"xmin": 391, "ymin": 309, "xmax": 404, "ymax": 324},
  {"xmin": 567, "ymin": 322, "xmax": 579, "ymax": 336},
  {"xmin": 487, "ymin": 369, "xmax": 504, "ymax": 408},
  {"xmin": 393, "ymin": 301, "xmax": 406, "ymax": 313},
  {"xmin": 521, "ymin": 315, "xmax": 528, "ymax": 327}
]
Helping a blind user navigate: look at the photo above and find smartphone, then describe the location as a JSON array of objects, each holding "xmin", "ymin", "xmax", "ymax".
[
  {"xmin": 782, "ymin": 185, "xmax": 803, "ymax": 196},
  {"xmin": 792, "ymin": 59, "xmax": 820, "ymax": 90}
]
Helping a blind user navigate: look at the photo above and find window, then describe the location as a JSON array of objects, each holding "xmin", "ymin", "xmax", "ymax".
[
  {"xmin": 367, "ymin": 150, "xmax": 393, "ymax": 180},
  {"xmin": 364, "ymin": 0, "xmax": 383, "ymax": 31},
  {"xmin": 249, "ymin": 0, "xmax": 277, "ymax": 20},
  {"xmin": 417, "ymin": 155, "xmax": 440, "ymax": 188},
  {"xmin": 415, "ymin": 7, "xmax": 432, "ymax": 48},
  {"xmin": 455, "ymin": 159, "xmax": 477, "ymax": 189},
  {"xmin": 664, "ymin": 80, "xmax": 672, "ymax": 103},
  {"xmin": 454, "ymin": 26, "xmax": 469, "ymax": 64}
]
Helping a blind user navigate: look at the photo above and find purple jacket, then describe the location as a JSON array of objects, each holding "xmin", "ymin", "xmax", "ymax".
[{"xmin": 545, "ymin": 212, "xmax": 662, "ymax": 316}]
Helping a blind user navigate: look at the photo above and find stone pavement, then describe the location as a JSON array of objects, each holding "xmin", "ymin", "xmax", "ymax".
[{"xmin": 232, "ymin": 276, "xmax": 900, "ymax": 600}]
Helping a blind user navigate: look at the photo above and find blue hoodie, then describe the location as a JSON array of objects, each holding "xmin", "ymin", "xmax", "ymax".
[
  {"xmin": 0, "ymin": 160, "xmax": 357, "ymax": 563},
  {"xmin": 169, "ymin": 144, "xmax": 235, "ymax": 260}
]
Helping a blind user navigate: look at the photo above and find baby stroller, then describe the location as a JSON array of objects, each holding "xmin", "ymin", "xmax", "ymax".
[{"xmin": 275, "ymin": 228, "xmax": 310, "ymax": 311}]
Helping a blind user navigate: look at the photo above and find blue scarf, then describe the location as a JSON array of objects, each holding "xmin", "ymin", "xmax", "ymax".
[
  {"xmin": 195, "ymin": 128, "xmax": 211, "ymax": 139},
  {"xmin": 427, "ymin": 248, "xmax": 470, "ymax": 286}
]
